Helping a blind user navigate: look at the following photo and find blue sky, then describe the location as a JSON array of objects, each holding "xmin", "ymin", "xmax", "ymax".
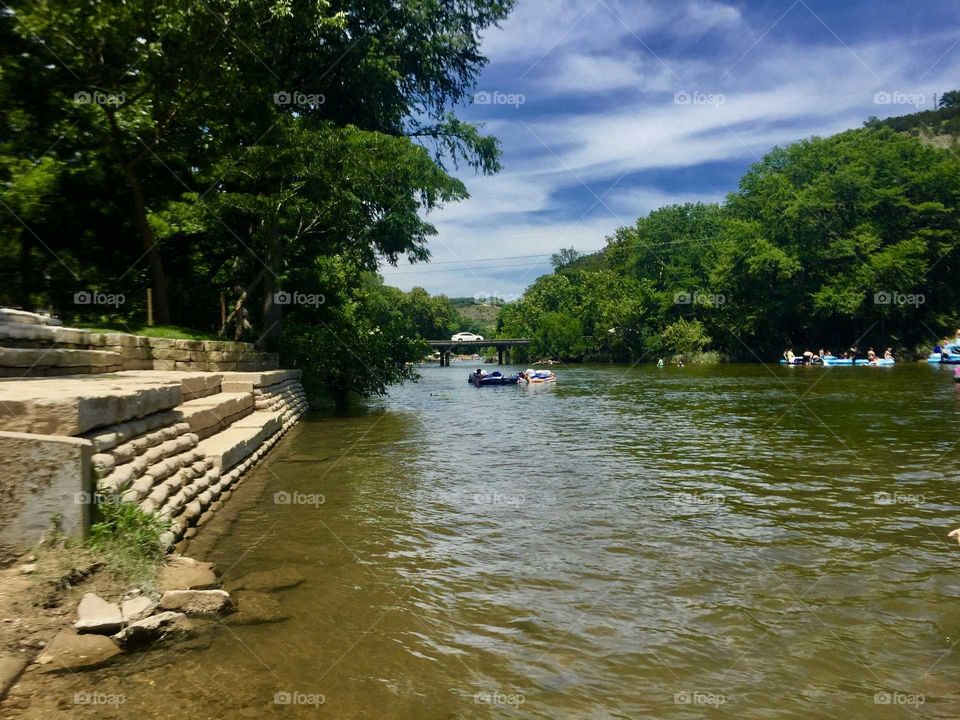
[{"xmin": 380, "ymin": 0, "xmax": 960, "ymax": 299}]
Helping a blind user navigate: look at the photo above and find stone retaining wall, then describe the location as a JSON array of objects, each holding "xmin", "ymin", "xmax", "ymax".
[
  {"xmin": 0, "ymin": 309, "xmax": 278, "ymax": 377},
  {"xmin": 1, "ymin": 368, "xmax": 308, "ymax": 561}
]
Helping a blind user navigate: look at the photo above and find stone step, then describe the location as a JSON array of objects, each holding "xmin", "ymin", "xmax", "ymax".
[
  {"xmin": 0, "ymin": 375, "xmax": 183, "ymax": 436},
  {"xmin": 220, "ymin": 369, "xmax": 301, "ymax": 393},
  {"xmin": 114, "ymin": 370, "xmax": 223, "ymax": 401},
  {"xmin": 195, "ymin": 410, "xmax": 282, "ymax": 472},
  {"xmin": 174, "ymin": 392, "xmax": 254, "ymax": 439}
]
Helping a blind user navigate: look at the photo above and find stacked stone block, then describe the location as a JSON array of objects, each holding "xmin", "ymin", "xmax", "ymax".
[{"xmin": 0, "ymin": 309, "xmax": 279, "ymax": 377}]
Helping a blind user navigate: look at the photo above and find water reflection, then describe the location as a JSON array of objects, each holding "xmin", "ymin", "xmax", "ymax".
[{"xmin": 11, "ymin": 363, "xmax": 960, "ymax": 719}]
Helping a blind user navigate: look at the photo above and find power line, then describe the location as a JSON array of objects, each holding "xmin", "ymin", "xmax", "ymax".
[{"xmin": 381, "ymin": 259, "xmax": 553, "ymax": 275}]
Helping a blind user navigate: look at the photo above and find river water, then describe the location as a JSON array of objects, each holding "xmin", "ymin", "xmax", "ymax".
[{"xmin": 14, "ymin": 363, "xmax": 960, "ymax": 718}]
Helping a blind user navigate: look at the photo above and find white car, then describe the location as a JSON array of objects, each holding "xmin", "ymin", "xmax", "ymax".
[{"xmin": 451, "ymin": 332, "xmax": 484, "ymax": 342}]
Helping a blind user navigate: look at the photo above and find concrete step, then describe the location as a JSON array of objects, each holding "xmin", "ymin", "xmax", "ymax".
[
  {"xmin": 174, "ymin": 392, "xmax": 254, "ymax": 439},
  {"xmin": 195, "ymin": 410, "xmax": 282, "ymax": 472}
]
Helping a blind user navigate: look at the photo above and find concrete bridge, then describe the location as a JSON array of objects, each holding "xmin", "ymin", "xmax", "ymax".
[{"xmin": 426, "ymin": 339, "xmax": 530, "ymax": 366}]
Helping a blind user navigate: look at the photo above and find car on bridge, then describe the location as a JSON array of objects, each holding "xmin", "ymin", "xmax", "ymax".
[{"xmin": 451, "ymin": 332, "xmax": 484, "ymax": 342}]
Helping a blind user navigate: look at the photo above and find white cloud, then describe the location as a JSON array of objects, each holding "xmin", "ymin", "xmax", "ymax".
[{"xmin": 389, "ymin": 5, "xmax": 959, "ymax": 297}]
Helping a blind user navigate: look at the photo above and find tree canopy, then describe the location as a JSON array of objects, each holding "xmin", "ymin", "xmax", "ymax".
[{"xmin": 501, "ymin": 125, "xmax": 960, "ymax": 362}]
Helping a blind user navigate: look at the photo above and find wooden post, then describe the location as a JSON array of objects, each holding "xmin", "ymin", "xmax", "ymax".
[
  {"xmin": 220, "ymin": 292, "xmax": 227, "ymax": 328},
  {"xmin": 146, "ymin": 288, "xmax": 154, "ymax": 326}
]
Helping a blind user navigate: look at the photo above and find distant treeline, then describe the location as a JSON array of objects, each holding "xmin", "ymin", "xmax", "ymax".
[{"xmin": 498, "ymin": 110, "xmax": 960, "ymax": 363}]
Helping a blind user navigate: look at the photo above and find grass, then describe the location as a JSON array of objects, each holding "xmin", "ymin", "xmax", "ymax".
[
  {"xmin": 86, "ymin": 501, "xmax": 168, "ymax": 589},
  {"xmin": 74, "ymin": 321, "xmax": 219, "ymax": 341}
]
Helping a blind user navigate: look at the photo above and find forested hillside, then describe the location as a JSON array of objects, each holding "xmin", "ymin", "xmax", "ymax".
[{"xmin": 500, "ymin": 121, "xmax": 960, "ymax": 362}]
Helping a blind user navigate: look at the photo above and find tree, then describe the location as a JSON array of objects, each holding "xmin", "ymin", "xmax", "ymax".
[
  {"xmin": 939, "ymin": 90, "xmax": 960, "ymax": 109},
  {"xmin": 551, "ymin": 247, "xmax": 584, "ymax": 271},
  {"xmin": 531, "ymin": 312, "xmax": 585, "ymax": 360}
]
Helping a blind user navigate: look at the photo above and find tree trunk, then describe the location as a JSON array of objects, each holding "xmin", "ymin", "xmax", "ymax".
[
  {"xmin": 17, "ymin": 234, "xmax": 32, "ymax": 309},
  {"xmin": 104, "ymin": 109, "xmax": 170, "ymax": 324},
  {"xmin": 121, "ymin": 164, "xmax": 170, "ymax": 325},
  {"xmin": 259, "ymin": 226, "xmax": 283, "ymax": 350}
]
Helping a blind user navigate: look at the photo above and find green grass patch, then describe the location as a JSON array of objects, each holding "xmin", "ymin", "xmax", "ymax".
[
  {"xmin": 87, "ymin": 501, "xmax": 168, "ymax": 588},
  {"xmin": 74, "ymin": 322, "xmax": 219, "ymax": 341}
]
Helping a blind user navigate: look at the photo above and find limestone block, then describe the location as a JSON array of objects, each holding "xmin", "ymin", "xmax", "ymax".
[
  {"xmin": 159, "ymin": 589, "xmax": 231, "ymax": 615},
  {"xmin": 0, "ymin": 432, "xmax": 93, "ymax": 562},
  {"xmin": 74, "ymin": 593, "xmax": 123, "ymax": 634},
  {"xmin": 113, "ymin": 611, "xmax": 192, "ymax": 648},
  {"xmin": 121, "ymin": 596, "xmax": 158, "ymax": 624},
  {"xmin": 36, "ymin": 630, "xmax": 121, "ymax": 672}
]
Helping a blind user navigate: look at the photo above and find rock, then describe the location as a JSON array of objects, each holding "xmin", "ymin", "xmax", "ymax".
[
  {"xmin": 229, "ymin": 567, "xmax": 304, "ymax": 592},
  {"xmin": 224, "ymin": 591, "xmax": 288, "ymax": 626},
  {"xmin": 156, "ymin": 556, "xmax": 218, "ymax": 591},
  {"xmin": 159, "ymin": 589, "xmax": 232, "ymax": 615},
  {"xmin": 121, "ymin": 596, "xmax": 158, "ymax": 624},
  {"xmin": 113, "ymin": 611, "xmax": 192, "ymax": 648},
  {"xmin": 36, "ymin": 631, "xmax": 121, "ymax": 673},
  {"xmin": 74, "ymin": 593, "xmax": 123, "ymax": 634},
  {"xmin": 0, "ymin": 653, "xmax": 27, "ymax": 700},
  {"xmin": 18, "ymin": 563, "xmax": 36, "ymax": 575}
]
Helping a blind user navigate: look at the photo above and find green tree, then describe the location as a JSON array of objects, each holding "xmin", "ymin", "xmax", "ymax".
[
  {"xmin": 939, "ymin": 90, "xmax": 960, "ymax": 109},
  {"xmin": 531, "ymin": 312, "xmax": 585, "ymax": 361}
]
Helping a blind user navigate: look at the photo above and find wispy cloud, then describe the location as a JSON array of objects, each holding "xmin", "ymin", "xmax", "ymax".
[{"xmin": 388, "ymin": 0, "xmax": 960, "ymax": 297}]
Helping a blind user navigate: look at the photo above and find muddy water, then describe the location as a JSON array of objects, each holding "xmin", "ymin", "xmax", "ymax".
[{"xmin": 9, "ymin": 363, "xmax": 960, "ymax": 719}]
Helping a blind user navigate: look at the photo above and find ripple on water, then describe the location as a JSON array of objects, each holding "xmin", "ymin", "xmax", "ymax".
[{"xmin": 16, "ymin": 364, "xmax": 960, "ymax": 720}]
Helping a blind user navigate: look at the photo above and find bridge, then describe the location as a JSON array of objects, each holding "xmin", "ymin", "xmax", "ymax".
[{"xmin": 426, "ymin": 339, "xmax": 530, "ymax": 366}]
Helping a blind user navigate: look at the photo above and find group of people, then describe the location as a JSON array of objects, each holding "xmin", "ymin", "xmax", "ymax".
[{"xmin": 783, "ymin": 346, "xmax": 894, "ymax": 364}]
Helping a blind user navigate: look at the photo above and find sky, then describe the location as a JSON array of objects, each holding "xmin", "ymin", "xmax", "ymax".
[{"xmin": 379, "ymin": 0, "xmax": 960, "ymax": 299}]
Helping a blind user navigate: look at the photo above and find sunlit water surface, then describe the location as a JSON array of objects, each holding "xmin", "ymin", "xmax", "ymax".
[{"xmin": 15, "ymin": 363, "xmax": 960, "ymax": 719}]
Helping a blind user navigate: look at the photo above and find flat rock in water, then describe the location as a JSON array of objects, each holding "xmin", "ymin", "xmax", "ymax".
[
  {"xmin": 159, "ymin": 589, "xmax": 232, "ymax": 615},
  {"xmin": 74, "ymin": 593, "xmax": 123, "ymax": 634},
  {"xmin": 224, "ymin": 591, "xmax": 288, "ymax": 626},
  {"xmin": 114, "ymin": 611, "xmax": 193, "ymax": 648},
  {"xmin": 36, "ymin": 631, "xmax": 121, "ymax": 673},
  {"xmin": 229, "ymin": 567, "xmax": 304, "ymax": 592},
  {"xmin": 0, "ymin": 653, "xmax": 27, "ymax": 699},
  {"xmin": 156, "ymin": 556, "xmax": 219, "ymax": 591},
  {"xmin": 121, "ymin": 596, "xmax": 158, "ymax": 624}
]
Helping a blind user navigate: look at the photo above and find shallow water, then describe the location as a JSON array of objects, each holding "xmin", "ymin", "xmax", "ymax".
[{"xmin": 14, "ymin": 363, "xmax": 960, "ymax": 718}]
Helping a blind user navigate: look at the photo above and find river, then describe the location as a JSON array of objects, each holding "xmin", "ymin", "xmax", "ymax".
[{"xmin": 12, "ymin": 363, "xmax": 960, "ymax": 718}]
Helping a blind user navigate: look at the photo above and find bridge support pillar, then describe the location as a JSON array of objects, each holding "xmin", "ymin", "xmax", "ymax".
[{"xmin": 497, "ymin": 349, "xmax": 503, "ymax": 365}]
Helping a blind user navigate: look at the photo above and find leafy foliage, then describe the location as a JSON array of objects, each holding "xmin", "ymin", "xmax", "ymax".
[{"xmin": 503, "ymin": 125, "xmax": 960, "ymax": 361}]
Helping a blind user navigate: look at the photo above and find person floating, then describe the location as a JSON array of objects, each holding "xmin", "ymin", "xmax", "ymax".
[
  {"xmin": 783, "ymin": 348, "xmax": 796, "ymax": 364},
  {"xmin": 883, "ymin": 347, "xmax": 894, "ymax": 360}
]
